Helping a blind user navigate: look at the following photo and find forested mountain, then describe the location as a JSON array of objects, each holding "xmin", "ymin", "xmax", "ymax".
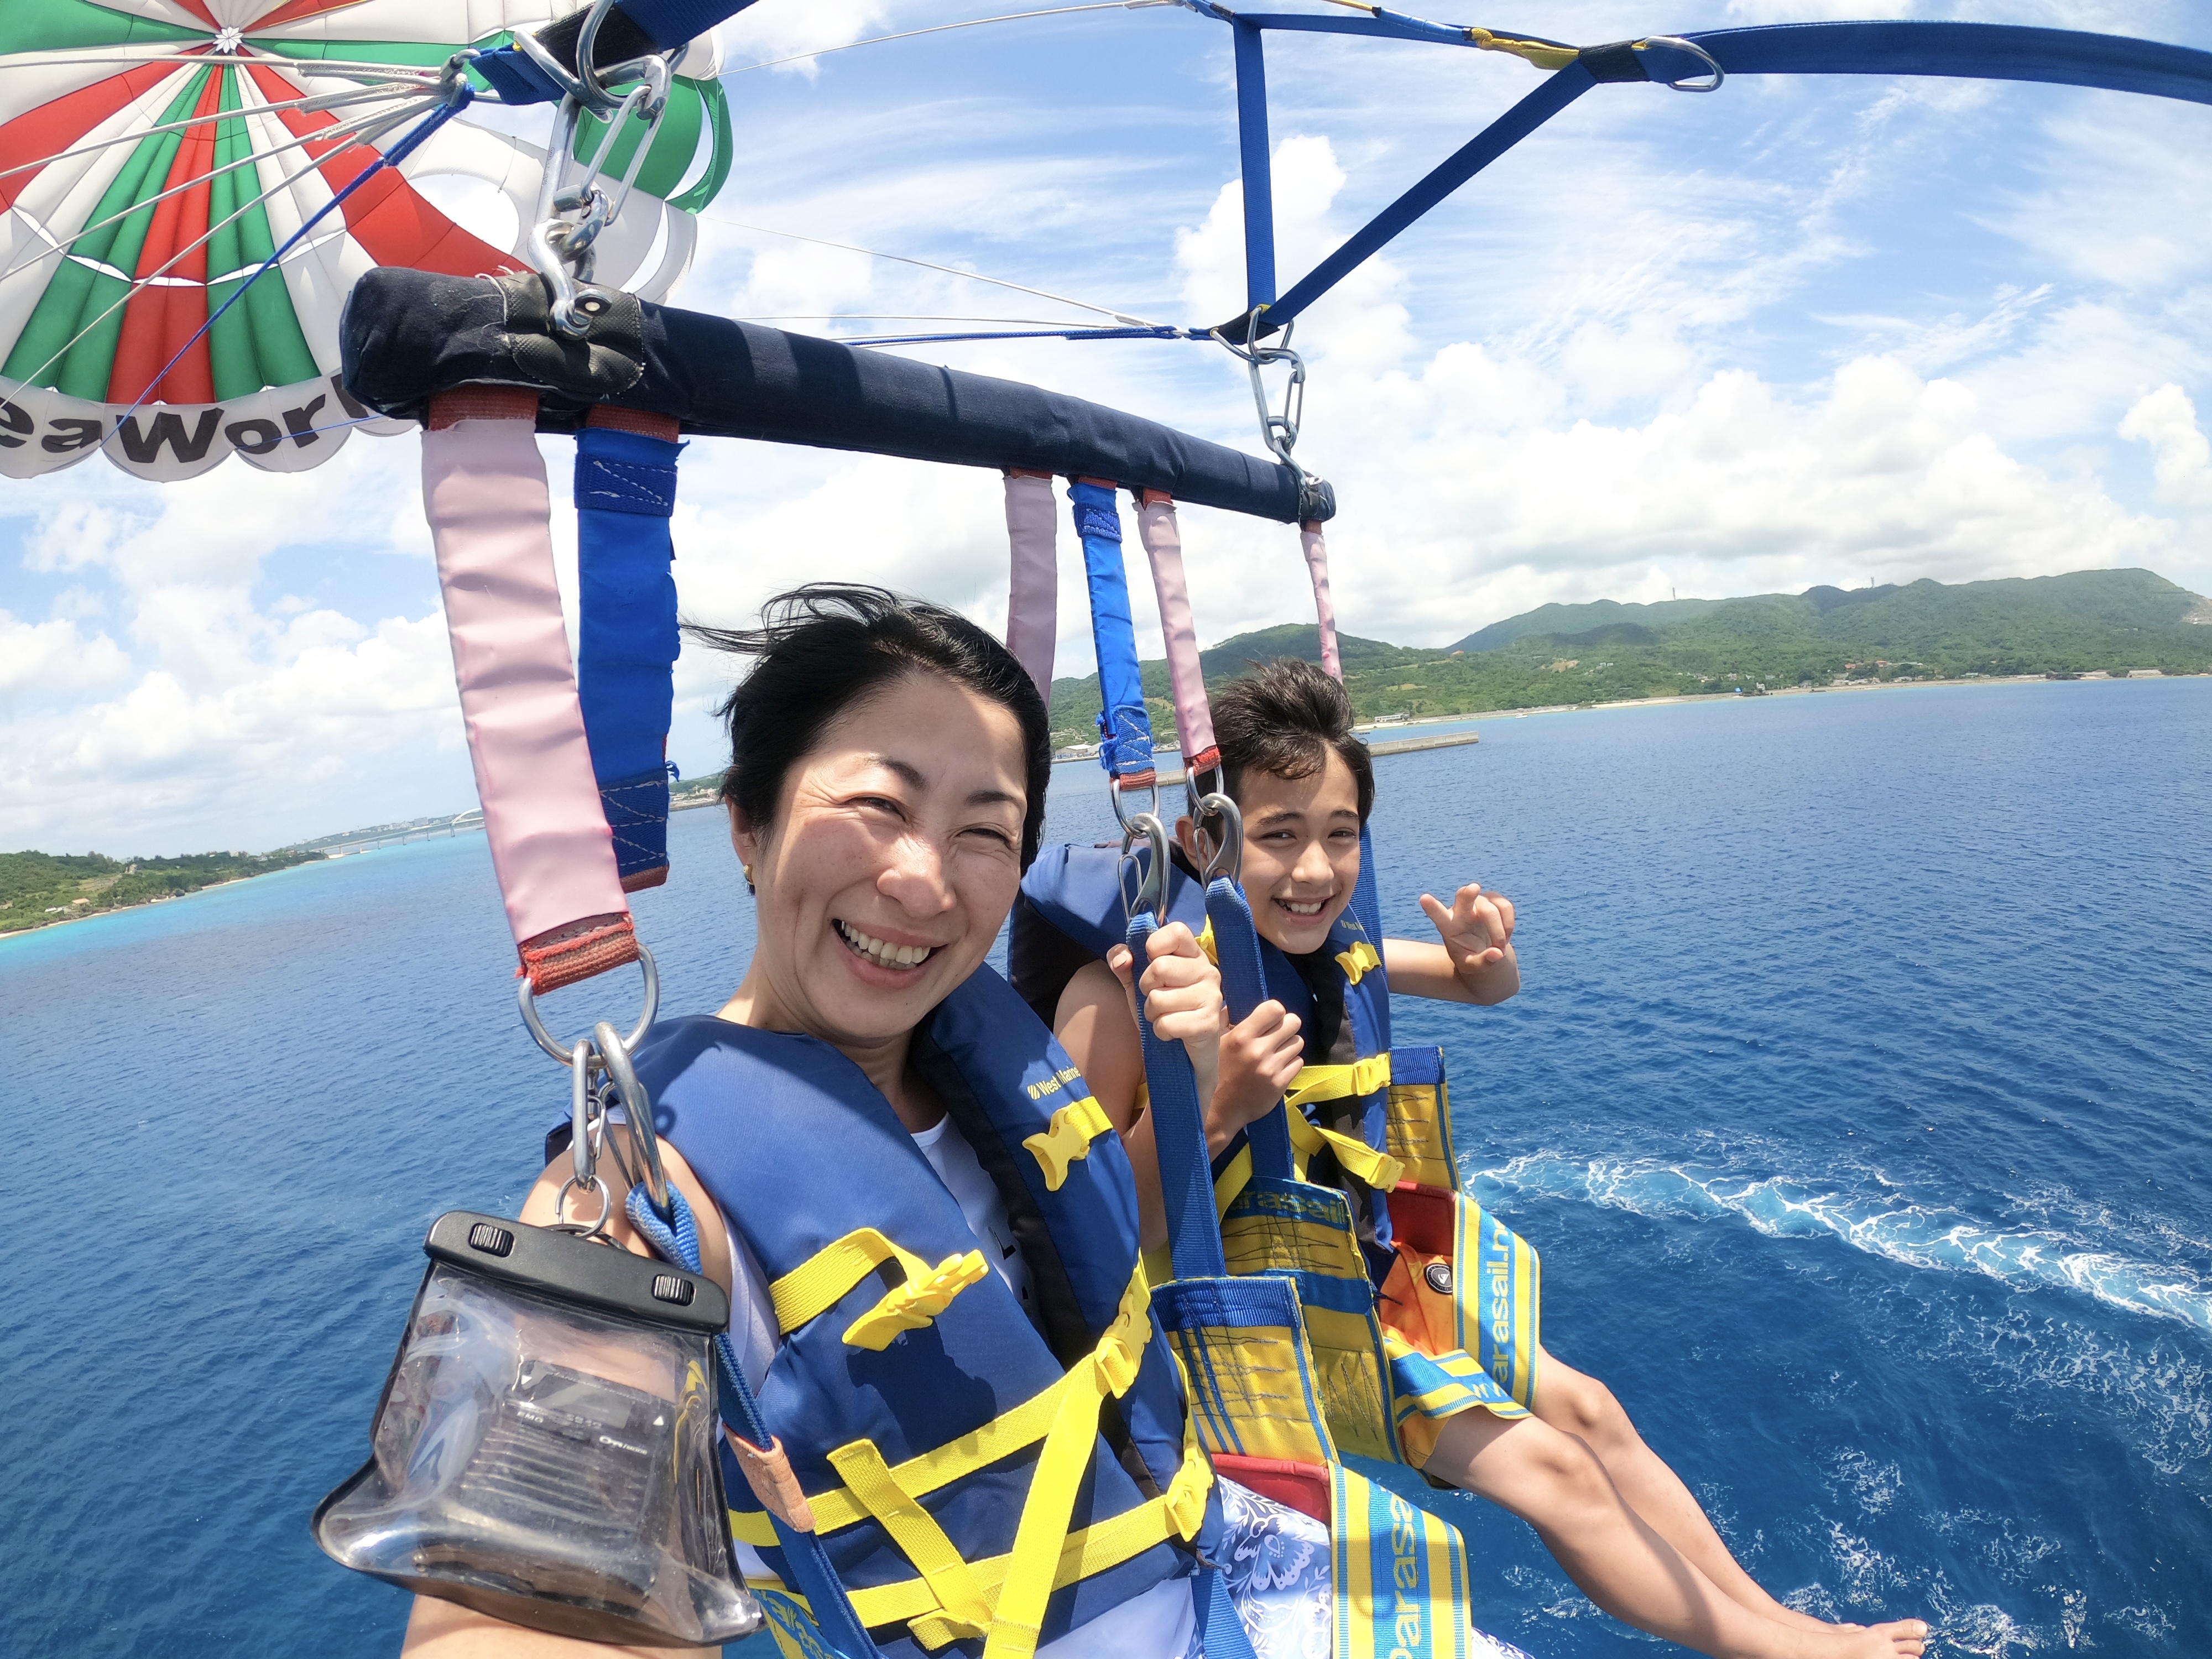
[
  {"xmin": 0, "ymin": 849, "xmax": 320, "ymax": 933},
  {"xmin": 1045, "ymin": 567, "xmax": 2211, "ymax": 745}
]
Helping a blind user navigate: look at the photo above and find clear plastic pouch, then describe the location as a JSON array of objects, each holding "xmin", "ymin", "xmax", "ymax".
[{"xmin": 314, "ymin": 1211, "xmax": 761, "ymax": 1647}]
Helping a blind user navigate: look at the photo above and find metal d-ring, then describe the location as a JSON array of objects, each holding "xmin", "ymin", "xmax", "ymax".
[
  {"xmin": 1193, "ymin": 791, "xmax": 1244, "ymax": 887},
  {"xmin": 1641, "ymin": 34, "xmax": 1723, "ymax": 92},
  {"xmin": 555, "ymin": 1173, "xmax": 613, "ymax": 1238},
  {"xmin": 594, "ymin": 1019, "xmax": 671, "ymax": 1215},
  {"xmin": 1109, "ymin": 771, "xmax": 1161, "ymax": 836},
  {"xmin": 517, "ymin": 941, "xmax": 660, "ymax": 1065},
  {"xmin": 1118, "ymin": 812, "xmax": 1168, "ymax": 922}
]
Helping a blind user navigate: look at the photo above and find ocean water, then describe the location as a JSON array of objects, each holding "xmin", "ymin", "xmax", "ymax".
[{"xmin": 2, "ymin": 677, "xmax": 2205, "ymax": 1657}]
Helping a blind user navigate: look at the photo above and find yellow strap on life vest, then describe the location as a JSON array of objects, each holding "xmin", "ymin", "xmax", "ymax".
[
  {"xmin": 769, "ymin": 1227, "xmax": 989, "ymax": 1350},
  {"xmin": 1333, "ymin": 938, "xmax": 1381, "ymax": 984},
  {"xmin": 1279, "ymin": 1060, "xmax": 1404, "ymax": 1190},
  {"xmin": 825, "ymin": 1440, "xmax": 994, "ymax": 1644},
  {"xmin": 1022, "ymin": 1094, "xmax": 1115, "ymax": 1190},
  {"xmin": 742, "ymin": 1433, "xmax": 1213, "ymax": 1638},
  {"xmin": 1287, "ymin": 1054, "xmax": 1394, "ymax": 1109},
  {"xmin": 735, "ymin": 1264, "xmax": 1189, "ymax": 1658}
]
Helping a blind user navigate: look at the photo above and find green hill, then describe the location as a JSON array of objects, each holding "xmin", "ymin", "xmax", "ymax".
[
  {"xmin": 1046, "ymin": 567, "xmax": 2211, "ymax": 744},
  {"xmin": 0, "ymin": 848, "xmax": 321, "ymax": 935}
]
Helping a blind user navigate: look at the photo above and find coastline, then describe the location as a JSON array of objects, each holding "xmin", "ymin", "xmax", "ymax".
[{"xmin": 0, "ymin": 865, "xmax": 317, "ymax": 946}]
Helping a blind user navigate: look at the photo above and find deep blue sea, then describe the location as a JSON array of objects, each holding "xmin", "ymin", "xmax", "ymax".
[{"xmin": 3, "ymin": 678, "xmax": 2206, "ymax": 1658}]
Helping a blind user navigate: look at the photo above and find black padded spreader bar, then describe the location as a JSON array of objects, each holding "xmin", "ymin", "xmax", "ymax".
[{"xmin": 341, "ymin": 269, "xmax": 1334, "ymax": 524}]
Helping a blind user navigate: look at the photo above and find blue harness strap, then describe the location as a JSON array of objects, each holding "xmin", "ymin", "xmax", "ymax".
[
  {"xmin": 574, "ymin": 420, "xmax": 682, "ymax": 889},
  {"xmin": 1129, "ymin": 906, "xmax": 1229, "ymax": 1284},
  {"xmin": 1203, "ymin": 875, "xmax": 1295, "ymax": 1182},
  {"xmin": 1071, "ymin": 481, "xmax": 1157, "ymax": 790},
  {"xmin": 625, "ymin": 1183, "xmax": 877, "ymax": 1659}
]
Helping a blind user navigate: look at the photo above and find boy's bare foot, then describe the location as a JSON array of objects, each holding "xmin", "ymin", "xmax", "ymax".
[{"xmin": 1800, "ymin": 1619, "xmax": 1928, "ymax": 1658}]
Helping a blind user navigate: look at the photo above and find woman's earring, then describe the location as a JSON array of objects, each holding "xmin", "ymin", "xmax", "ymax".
[{"xmin": 743, "ymin": 863, "xmax": 755, "ymax": 894}]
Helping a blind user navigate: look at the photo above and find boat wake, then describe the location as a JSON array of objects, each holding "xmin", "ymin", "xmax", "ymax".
[{"xmin": 1471, "ymin": 1151, "xmax": 2212, "ymax": 1334}]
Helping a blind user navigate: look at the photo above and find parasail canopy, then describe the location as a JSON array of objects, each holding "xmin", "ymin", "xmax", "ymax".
[{"xmin": 0, "ymin": 0, "xmax": 731, "ymax": 482}]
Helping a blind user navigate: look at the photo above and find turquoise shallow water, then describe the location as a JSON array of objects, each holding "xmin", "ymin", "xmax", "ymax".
[{"xmin": 2, "ymin": 676, "xmax": 2205, "ymax": 1657}]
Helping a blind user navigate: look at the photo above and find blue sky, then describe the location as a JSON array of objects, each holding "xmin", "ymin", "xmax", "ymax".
[{"xmin": 5, "ymin": 0, "xmax": 2212, "ymax": 852}]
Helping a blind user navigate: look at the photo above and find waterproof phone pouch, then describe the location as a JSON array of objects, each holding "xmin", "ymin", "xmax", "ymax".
[{"xmin": 314, "ymin": 1210, "xmax": 761, "ymax": 1647}]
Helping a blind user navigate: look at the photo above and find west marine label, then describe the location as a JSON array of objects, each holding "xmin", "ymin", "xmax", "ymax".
[{"xmin": 1024, "ymin": 1065, "xmax": 1083, "ymax": 1102}]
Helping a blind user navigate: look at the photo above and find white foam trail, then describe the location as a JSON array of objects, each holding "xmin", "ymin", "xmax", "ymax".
[{"xmin": 1474, "ymin": 1153, "xmax": 2212, "ymax": 1333}]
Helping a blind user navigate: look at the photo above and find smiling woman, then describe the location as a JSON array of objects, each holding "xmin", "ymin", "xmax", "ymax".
[{"xmin": 403, "ymin": 585, "xmax": 1474, "ymax": 1659}]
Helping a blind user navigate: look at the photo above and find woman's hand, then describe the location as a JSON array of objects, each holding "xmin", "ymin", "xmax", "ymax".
[
  {"xmin": 1208, "ymin": 1000, "xmax": 1305, "ymax": 1152},
  {"xmin": 1416, "ymin": 883, "xmax": 1520, "ymax": 1005},
  {"xmin": 1107, "ymin": 923, "xmax": 1228, "ymax": 1121}
]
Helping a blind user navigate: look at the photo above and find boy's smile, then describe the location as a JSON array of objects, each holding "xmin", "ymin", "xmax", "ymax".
[{"xmin": 1217, "ymin": 748, "xmax": 1365, "ymax": 956}]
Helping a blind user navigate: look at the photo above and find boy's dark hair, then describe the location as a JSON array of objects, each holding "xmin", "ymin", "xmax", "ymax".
[
  {"xmin": 687, "ymin": 585, "xmax": 1051, "ymax": 868},
  {"xmin": 1210, "ymin": 656, "xmax": 1374, "ymax": 823}
]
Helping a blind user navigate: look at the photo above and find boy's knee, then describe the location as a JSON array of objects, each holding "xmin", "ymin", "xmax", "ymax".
[
  {"xmin": 1502, "ymin": 1417, "xmax": 1613, "ymax": 1513},
  {"xmin": 1544, "ymin": 1366, "xmax": 1633, "ymax": 1449}
]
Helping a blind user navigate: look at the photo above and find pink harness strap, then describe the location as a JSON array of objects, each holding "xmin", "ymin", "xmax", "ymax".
[
  {"xmin": 422, "ymin": 388, "xmax": 635, "ymax": 992},
  {"xmin": 1136, "ymin": 491, "xmax": 1219, "ymax": 776},
  {"xmin": 1300, "ymin": 519, "xmax": 1343, "ymax": 681},
  {"xmin": 1003, "ymin": 469, "xmax": 1059, "ymax": 696}
]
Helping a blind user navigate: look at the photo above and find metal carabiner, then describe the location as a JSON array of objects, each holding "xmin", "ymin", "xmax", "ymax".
[
  {"xmin": 1118, "ymin": 812, "xmax": 1169, "ymax": 922},
  {"xmin": 1211, "ymin": 315, "xmax": 1306, "ymax": 467},
  {"xmin": 569, "ymin": 1040, "xmax": 596, "ymax": 1188},
  {"xmin": 1192, "ymin": 791, "xmax": 1244, "ymax": 887},
  {"xmin": 517, "ymin": 942, "xmax": 661, "ymax": 1066},
  {"xmin": 594, "ymin": 1019, "xmax": 672, "ymax": 1216}
]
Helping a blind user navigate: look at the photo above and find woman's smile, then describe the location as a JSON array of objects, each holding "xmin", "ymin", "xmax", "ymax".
[{"xmin": 833, "ymin": 917, "xmax": 945, "ymax": 973}]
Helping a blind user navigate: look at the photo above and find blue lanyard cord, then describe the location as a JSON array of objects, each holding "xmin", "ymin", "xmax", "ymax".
[
  {"xmin": 1071, "ymin": 480, "xmax": 1156, "ymax": 787},
  {"xmin": 1126, "ymin": 911, "xmax": 1229, "ymax": 1282},
  {"xmin": 625, "ymin": 1183, "xmax": 877, "ymax": 1659},
  {"xmin": 1202, "ymin": 876, "xmax": 1294, "ymax": 1182}
]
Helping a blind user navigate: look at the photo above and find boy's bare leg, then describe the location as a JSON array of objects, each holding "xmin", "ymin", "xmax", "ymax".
[
  {"xmin": 1530, "ymin": 1349, "xmax": 1838, "ymax": 1633},
  {"xmin": 1426, "ymin": 1408, "xmax": 1928, "ymax": 1659}
]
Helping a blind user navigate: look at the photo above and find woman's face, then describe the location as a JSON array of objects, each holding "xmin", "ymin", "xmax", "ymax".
[
  {"xmin": 734, "ymin": 670, "xmax": 1029, "ymax": 1049},
  {"xmin": 1235, "ymin": 749, "xmax": 1363, "ymax": 957}
]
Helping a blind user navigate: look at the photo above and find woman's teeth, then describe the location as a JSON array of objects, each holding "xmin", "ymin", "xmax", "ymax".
[
  {"xmin": 836, "ymin": 920, "xmax": 935, "ymax": 968},
  {"xmin": 1279, "ymin": 899, "xmax": 1327, "ymax": 917}
]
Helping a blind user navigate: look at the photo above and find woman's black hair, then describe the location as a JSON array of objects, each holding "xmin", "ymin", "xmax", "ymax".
[
  {"xmin": 686, "ymin": 585, "xmax": 1052, "ymax": 868},
  {"xmin": 1209, "ymin": 656, "xmax": 1375, "ymax": 823}
]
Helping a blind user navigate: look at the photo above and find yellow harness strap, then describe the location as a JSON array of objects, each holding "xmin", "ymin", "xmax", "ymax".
[
  {"xmin": 769, "ymin": 1228, "xmax": 989, "ymax": 1352},
  {"xmin": 1280, "ymin": 1060, "xmax": 1404, "ymax": 1190},
  {"xmin": 1022, "ymin": 1094, "xmax": 1115, "ymax": 1190}
]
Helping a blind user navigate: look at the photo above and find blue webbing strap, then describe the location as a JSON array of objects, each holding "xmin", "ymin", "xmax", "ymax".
[
  {"xmin": 1255, "ymin": 62, "xmax": 1595, "ymax": 338},
  {"xmin": 1194, "ymin": 1560, "xmax": 1259, "ymax": 1659},
  {"xmin": 1071, "ymin": 481, "xmax": 1157, "ymax": 788},
  {"xmin": 1256, "ymin": 22, "xmax": 2212, "ymax": 340},
  {"xmin": 1203, "ymin": 875, "xmax": 1293, "ymax": 1181},
  {"xmin": 1128, "ymin": 910, "xmax": 1229, "ymax": 1283},
  {"xmin": 626, "ymin": 1184, "xmax": 877, "ymax": 1659},
  {"xmin": 575, "ymin": 424, "xmax": 681, "ymax": 888}
]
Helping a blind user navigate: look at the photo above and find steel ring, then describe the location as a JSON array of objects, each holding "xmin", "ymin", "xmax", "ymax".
[
  {"xmin": 1642, "ymin": 35, "xmax": 1723, "ymax": 92},
  {"xmin": 555, "ymin": 1174, "xmax": 612, "ymax": 1237},
  {"xmin": 517, "ymin": 942, "xmax": 660, "ymax": 1065}
]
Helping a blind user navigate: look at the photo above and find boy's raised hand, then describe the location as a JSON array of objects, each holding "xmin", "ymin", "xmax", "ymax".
[{"xmin": 1417, "ymin": 883, "xmax": 1519, "ymax": 1001}]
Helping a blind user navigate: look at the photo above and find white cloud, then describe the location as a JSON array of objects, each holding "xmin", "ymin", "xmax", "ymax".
[{"xmin": 2120, "ymin": 384, "xmax": 2212, "ymax": 509}]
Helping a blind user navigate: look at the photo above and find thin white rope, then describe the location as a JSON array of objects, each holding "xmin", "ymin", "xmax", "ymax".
[
  {"xmin": 744, "ymin": 313, "xmax": 1106, "ymax": 326},
  {"xmin": 0, "ymin": 92, "xmax": 426, "ymax": 293},
  {"xmin": 9, "ymin": 96, "xmax": 435, "ymax": 392},
  {"xmin": 0, "ymin": 81, "xmax": 415, "ymax": 187},
  {"xmin": 725, "ymin": 1, "xmax": 1176, "ymax": 76},
  {"xmin": 698, "ymin": 214, "xmax": 1168, "ymax": 328},
  {"xmin": 0, "ymin": 51, "xmax": 440, "ymax": 86}
]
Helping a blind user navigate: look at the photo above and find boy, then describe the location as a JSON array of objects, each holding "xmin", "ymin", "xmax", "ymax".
[{"xmin": 1012, "ymin": 659, "xmax": 1925, "ymax": 1659}]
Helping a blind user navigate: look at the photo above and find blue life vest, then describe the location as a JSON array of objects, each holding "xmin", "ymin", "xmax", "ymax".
[
  {"xmin": 632, "ymin": 964, "xmax": 1211, "ymax": 1659},
  {"xmin": 1015, "ymin": 841, "xmax": 1397, "ymax": 1245}
]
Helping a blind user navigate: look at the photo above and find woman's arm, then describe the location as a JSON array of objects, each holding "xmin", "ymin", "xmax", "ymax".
[
  {"xmin": 398, "ymin": 1133, "xmax": 733, "ymax": 1658},
  {"xmin": 1383, "ymin": 884, "xmax": 1521, "ymax": 1006}
]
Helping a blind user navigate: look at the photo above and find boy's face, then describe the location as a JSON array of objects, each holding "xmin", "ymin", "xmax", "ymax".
[{"xmin": 1229, "ymin": 749, "xmax": 1364, "ymax": 956}]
